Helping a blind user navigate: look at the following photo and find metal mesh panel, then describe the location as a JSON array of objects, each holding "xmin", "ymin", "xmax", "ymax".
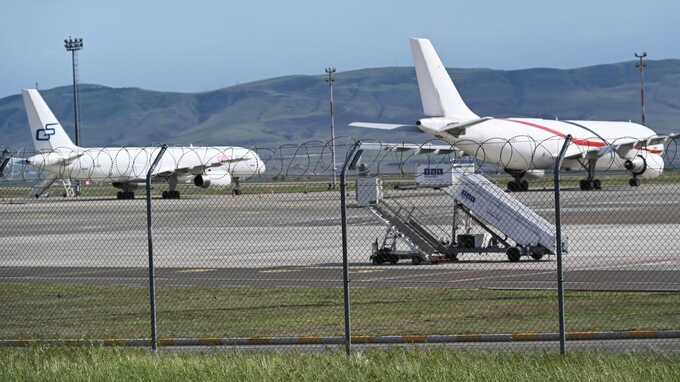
[{"xmin": 1, "ymin": 138, "xmax": 679, "ymax": 352}]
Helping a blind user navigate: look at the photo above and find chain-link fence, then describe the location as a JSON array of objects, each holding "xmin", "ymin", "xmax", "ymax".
[{"xmin": 1, "ymin": 138, "xmax": 679, "ymax": 352}]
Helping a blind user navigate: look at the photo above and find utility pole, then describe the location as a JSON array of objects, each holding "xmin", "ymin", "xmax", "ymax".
[
  {"xmin": 634, "ymin": 52, "xmax": 647, "ymax": 125},
  {"xmin": 65, "ymin": 36, "xmax": 83, "ymax": 196},
  {"xmin": 325, "ymin": 66, "xmax": 338, "ymax": 188}
]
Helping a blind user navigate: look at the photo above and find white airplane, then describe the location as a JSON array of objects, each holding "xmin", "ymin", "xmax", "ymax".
[
  {"xmin": 351, "ymin": 38, "xmax": 678, "ymax": 191},
  {"xmin": 21, "ymin": 89, "xmax": 265, "ymax": 199}
]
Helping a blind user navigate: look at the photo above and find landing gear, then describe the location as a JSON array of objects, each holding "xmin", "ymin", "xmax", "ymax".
[
  {"xmin": 162, "ymin": 175, "xmax": 181, "ymax": 199},
  {"xmin": 162, "ymin": 190, "xmax": 181, "ymax": 199},
  {"xmin": 629, "ymin": 177, "xmax": 641, "ymax": 187},
  {"xmin": 116, "ymin": 191, "xmax": 135, "ymax": 200},
  {"xmin": 507, "ymin": 179, "xmax": 529, "ymax": 192},
  {"xmin": 505, "ymin": 170, "xmax": 529, "ymax": 192},
  {"xmin": 579, "ymin": 159, "xmax": 602, "ymax": 191},
  {"xmin": 579, "ymin": 179, "xmax": 601, "ymax": 191},
  {"xmin": 232, "ymin": 177, "xmax": 241, "ymax": 196}
]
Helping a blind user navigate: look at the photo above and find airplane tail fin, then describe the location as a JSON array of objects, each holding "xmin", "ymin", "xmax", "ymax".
[
  {"xmin": 22, "ymin": 89, "xmax": 77, "ymax": 153},
  {"xmin": 409, "ymin": 38, "xmax": 478, "ymax": 122}
]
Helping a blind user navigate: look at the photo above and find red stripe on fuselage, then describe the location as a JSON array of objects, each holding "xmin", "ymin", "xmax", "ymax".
[
  {"xmin": 504, "ymin": 119, "xmax": 606, "ymax": 148},
  {"xmin": 504, "ymin": 119, "xmax": 663, "ymax": 154}
]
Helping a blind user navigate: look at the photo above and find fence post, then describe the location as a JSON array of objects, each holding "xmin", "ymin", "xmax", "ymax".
[
  {"xmin": 339, "ymin": 141, "xmax": 361, "ymax": 356},
  {"xmin": 553, "ymin": 135, "xmax": 571, "ymax": 355},
  {"xmin": 146, "ymin": 144, "xmax": 167, "ymax": 352}
]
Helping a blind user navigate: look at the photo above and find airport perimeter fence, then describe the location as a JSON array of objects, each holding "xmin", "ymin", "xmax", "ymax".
[{"xmin": 1, "ymin": 137, "xmax": 680, "ymax": 353}]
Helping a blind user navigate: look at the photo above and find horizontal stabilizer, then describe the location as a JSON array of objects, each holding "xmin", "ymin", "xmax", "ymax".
[{"xmin": 349, "ymin": 122, "xmax": 422, "ymax": 133}]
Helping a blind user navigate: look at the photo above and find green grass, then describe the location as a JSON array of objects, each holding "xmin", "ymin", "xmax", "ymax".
[
  {"xmin": 2, "ymin": 347, "xmax": 680, "ymax": 381},
  {"xmin": 1, "ymin": 283, "xmax": 678, "ymax": 339}
]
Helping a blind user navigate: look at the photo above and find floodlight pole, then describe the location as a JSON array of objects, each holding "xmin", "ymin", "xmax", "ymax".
[
  {"xmin": 325, "ymin": 67, "xmax": 338, "ymax": 188},
  {"xmin": 65, "ymin": 36, "xmax": 84, "ymax": 195},
  {"xmin": 635, "ymin": 52, "xmax": 647, "ymax": 125},
  {"xmin": 554, "ymin": 134, "xmax": 572, "ymax": 355}
]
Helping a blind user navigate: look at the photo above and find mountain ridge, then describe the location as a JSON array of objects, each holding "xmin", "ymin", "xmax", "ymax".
[{"xmin": 2, "ymin": 59, "xmax": 680, "ymax": 150}]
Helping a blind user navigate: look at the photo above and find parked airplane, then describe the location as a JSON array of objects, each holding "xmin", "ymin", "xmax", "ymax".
[
  {"xmin": 21, "ymin": 89, "xmax": 265, "ymax": 199},
  {"xmin": 351, "ymin": 38, "xmax": 678, "ymax": 191}
]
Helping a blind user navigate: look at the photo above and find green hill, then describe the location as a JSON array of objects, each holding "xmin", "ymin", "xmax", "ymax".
[{"xmin": 2, "ymin": 60, "xmax": 680, "ymax": 150}]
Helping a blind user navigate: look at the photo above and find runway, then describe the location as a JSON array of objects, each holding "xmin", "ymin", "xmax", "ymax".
[{"xmin": 2, "ymin": 183, "xmax": 680, "ymax": 291}]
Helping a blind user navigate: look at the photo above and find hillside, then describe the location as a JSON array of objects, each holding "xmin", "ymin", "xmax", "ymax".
[{"xmin": 2, "ymin": 60, "xmax": 680, "ymax": 150}]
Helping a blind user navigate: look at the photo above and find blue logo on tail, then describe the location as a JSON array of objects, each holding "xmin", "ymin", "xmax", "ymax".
[{"xmin": 36, "ymin": 123, "xmax": 57, "ymax": 141}]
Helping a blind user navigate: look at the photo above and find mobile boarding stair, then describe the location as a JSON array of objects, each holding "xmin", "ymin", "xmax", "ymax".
[{"xmin": 360, "ymin": 172, "xmax": 568, "ymax": 265}]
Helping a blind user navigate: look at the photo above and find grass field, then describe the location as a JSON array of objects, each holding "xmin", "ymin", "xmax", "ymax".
[
  {"xmin": 1, "ymin": 283, "xmax": 678, "ymax": 339},
  {"xmin": 1, "ymin": 347, "xmax": 680, "ymax": 381}
]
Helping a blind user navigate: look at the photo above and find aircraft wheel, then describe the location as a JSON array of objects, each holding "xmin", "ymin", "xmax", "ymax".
[
  {"xmin": 593, "ymin": 179, "xmax": 602, "ymax": 190},
  {"xmin": 162, "ymin": 191, "xmax": 168, "ymax": 199},
  {"xmin": 507, "ymin": 181, "xmax": 517, "ymax": 192},
  {"xmin": 520, "ymin": 180, "xmax": 529, "ymax": 191},
  {"xmin": 629, "ymin": 178, "xmax": 641, "ymax": 187},
  {"xmin": 579, "ymin": 180, "xmax": 592, "ymax": 191},
  {"xmin": 389, "ymin": 257, "xmax": 399, "ymax": 265},
  {"xmin": 412, "ymin": 256, "xmax": 423, "ymax": 265},
  {"xmin": 506, "ymin": 247, "xmax": 521, "ymax": 262},
  {"xmin": 372, "ymin": 256, "xmax": 384, "ymax": 265},
  {"xmin": 116, "ymin": 192, "xmax": 124, "ymax": 200}
]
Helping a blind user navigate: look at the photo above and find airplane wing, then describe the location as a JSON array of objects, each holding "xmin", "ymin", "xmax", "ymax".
[
  {"xmin": 564, "ymin": 134, "xmax": 680, "ymax": 161},
  {"xmin": 441, "ymin": 117, "xmax": 493, "ymax": 136},
  {"xmin": 359, "ymin": 142, "xmax": 457, "ymax": 155},
  {"xmin": 348, "ymin": 122, "xmax": 421, "ymax": 133},
  {"xmin": 347, "ymin": 142, "xmax": 460, "ymax": 171},
  {"xmin": 350, "ymin": 117, "xmax": 491, "ymax": 136},
  {"xmin": 149, "ymin": 155, "xmax": 249, "ymax": 179}
]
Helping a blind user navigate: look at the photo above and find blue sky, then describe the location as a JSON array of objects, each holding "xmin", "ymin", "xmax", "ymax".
[{"xmin": 1, "ymin": 0, "xmax": 679, "ymax": 97}]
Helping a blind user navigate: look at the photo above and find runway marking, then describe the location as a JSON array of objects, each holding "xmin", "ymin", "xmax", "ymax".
[{"xmin": 175, "ymin": 268, "xmax": 216, "ymax": 273}]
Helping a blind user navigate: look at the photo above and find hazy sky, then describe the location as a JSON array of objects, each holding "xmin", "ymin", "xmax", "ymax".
[{"xmin": 1, "ymin": 0, "xmax": 679, "ymax": 97}]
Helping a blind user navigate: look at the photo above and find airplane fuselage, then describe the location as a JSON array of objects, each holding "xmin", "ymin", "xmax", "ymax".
[
  {"xmin": 29, "ymin": 146, "xmax": 265, "ymax": 184},
  {"xmin": 422, "ymin": 117, "xmax": 662, "ymax": 173}
]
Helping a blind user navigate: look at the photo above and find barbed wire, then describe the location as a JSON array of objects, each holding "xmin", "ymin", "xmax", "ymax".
[{"xmin": 1, "ymin": 135, "xmax": 678, "ymax": 184}]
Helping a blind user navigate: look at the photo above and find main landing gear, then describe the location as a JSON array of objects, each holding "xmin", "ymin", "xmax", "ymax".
[
  {"xmin": 579, "ymin": 158, "xmax": 602, "ymax": 191},
  {"xmin": 162, "ymin": 190, "xmax": 180, "ymax": 199},
  {"xmin": 506, "ymin": 170, "xmax": 529, "ymax": 192},
  {"xmin": 116, "ymin": 191, "xmax": 135, "ymax": 200},
  {"xmin": 114, "ymin": 182, "xmax": 137, "ymax": 199},
  {"xmin": 162, "ymin": 175, "xmax": 181, "ymax": 199}
]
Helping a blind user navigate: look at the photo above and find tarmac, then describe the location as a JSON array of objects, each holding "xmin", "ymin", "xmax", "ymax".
[{"xmin": 1, "ymin": 183, "xmax": 680, "ymax": 291}]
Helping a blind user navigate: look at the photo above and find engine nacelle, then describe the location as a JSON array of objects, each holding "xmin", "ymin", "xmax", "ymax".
[
  {"xmin": 525, "ymin": 169, "xmax": 545, "ymax": 179},
  {"xmin": 193, "ymin": 172, "xmax": 232, "ymax": 188},
  {"xmin": 624, "ymin": 153, "xmax": 664, "ymax": 178}
]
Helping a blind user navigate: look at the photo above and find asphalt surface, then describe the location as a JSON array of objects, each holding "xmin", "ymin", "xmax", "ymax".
[{"xmin": 1, "ymin": 183, "xmax": 680, "ymax": 291}]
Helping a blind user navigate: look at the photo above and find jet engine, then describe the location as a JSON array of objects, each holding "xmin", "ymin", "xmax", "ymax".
[
  {"xmin": 624, "ymin": 153, "xmax": 664, "ymax": 178},
  {"xmin": 193, "ymin": 172, "xmax": 232, "ymax": 188}
]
